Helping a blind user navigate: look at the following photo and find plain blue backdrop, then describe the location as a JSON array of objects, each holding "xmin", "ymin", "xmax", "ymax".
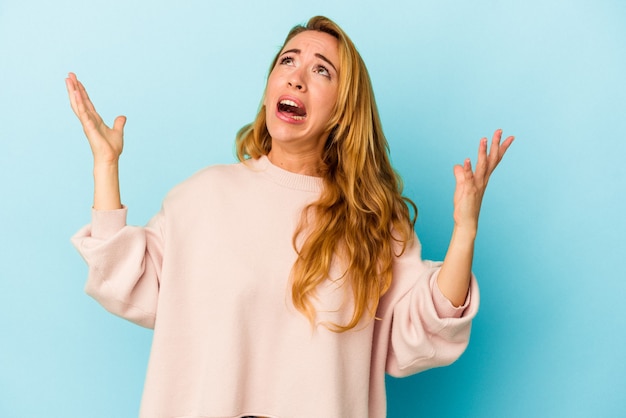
[{"xmin": 1, "ymin": 0, "xmax": 625, "ymax": 417}]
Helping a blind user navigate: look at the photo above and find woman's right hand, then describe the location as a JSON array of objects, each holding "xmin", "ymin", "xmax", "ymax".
[
  {"xmin": 66, "ymin": 72, "xmax": 126, "ymax": 165},
  {"xmin": 66, "ymin": 72, "xmax": 125, "ymax": 210}
]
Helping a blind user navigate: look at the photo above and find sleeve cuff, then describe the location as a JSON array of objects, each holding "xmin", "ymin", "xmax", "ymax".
[
  {"xmin": 430, "ymin": 272, "xmax": 471, "ymax": 319},
  {"xmin": 90, "ymin": 206, "xmax": 128, "ymax": 239}
]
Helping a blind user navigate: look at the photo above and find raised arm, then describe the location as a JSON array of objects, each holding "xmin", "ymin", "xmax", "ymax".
[
  {"xmin": 65, "ymin": 72, "xmax": 126, "ymax": 210},
  {"xmin": 437, "ymin": 129, "xmax": 515, "ymax": 306}
]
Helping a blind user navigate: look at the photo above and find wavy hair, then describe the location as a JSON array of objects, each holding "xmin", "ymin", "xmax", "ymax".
[{"xmin": 236, "ymin": 16, "xmax": 416, "ymax": 332}]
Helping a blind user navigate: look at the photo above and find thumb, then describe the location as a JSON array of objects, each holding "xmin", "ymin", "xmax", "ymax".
[
  {"xmin": 113, "ymin": 115, "xmax": 127, "ymax": 132},
  {"xmin": 453, "ymin": 164, "xmax": 465, "ymax": 184}
]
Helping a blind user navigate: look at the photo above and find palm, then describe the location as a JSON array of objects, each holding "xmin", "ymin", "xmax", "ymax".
[
  {"xmin": 452, "ymin": 129, "xmax": 514, "ymax": 230},
  {"xmin": 66, "ymin": 72, "xmax": 125, "ymax": 164}
]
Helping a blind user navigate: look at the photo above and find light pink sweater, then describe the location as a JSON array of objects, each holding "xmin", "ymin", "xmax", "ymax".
[{"xmin": 72, "ymin": 156, "xmax": 478, "ymax": 418}]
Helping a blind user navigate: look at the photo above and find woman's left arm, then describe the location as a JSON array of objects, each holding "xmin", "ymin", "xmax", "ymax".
[{"xmin": 437, "ymin": 129, "xmax": 515, "ymax": 306}]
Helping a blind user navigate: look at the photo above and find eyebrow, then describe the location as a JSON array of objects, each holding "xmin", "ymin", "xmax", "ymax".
[{"xmin": 280, "ymin": 48, "xmax": 338, "ymax": 74}]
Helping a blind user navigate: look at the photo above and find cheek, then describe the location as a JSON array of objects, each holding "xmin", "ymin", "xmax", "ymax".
[
  {"xmin": 321, "ymin": 88, "xmax": 339, "ymax": 115},
  {"xmin": 263, "ymin": 74, "xmax": 279, "ymax": 108}
]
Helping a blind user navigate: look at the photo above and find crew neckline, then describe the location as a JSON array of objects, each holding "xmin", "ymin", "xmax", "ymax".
[{"xmin": 249, "ymin": 155, "xmax": 324, "ymax": 193}]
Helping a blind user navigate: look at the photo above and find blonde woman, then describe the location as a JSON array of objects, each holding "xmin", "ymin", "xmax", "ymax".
[{"xmin": 67, "ymin": 15, "xmax": 513, "ymax": 418}]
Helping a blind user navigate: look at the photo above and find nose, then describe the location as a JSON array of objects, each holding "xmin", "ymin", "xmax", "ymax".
[{"xmin": 288, "ymin": 68, "xmax": 306, "ymax": 91}]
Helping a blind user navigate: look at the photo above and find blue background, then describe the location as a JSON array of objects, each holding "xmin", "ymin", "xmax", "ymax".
[{"xmin": 1, "ymin": 0, "xmax": 625, "ymax": 417}]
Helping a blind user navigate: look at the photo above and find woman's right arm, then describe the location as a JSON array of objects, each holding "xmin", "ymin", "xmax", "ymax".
[
  {"xmin": 65, "ymin": 72, "xmax": 126, "ymax": 210},
  {"xmin": 67, "ymin": 73, "xmax": 162, "ymax": 328}
]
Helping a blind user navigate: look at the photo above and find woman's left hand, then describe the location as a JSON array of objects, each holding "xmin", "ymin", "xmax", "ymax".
[{"xmin": 452, "ymin": 129, "xmax": 515, "ymax": 233}]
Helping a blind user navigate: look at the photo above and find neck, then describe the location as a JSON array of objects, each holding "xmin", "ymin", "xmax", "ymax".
[{"xmin": 267, "ymin": 146, "xmax": 324, "ymax": 177}]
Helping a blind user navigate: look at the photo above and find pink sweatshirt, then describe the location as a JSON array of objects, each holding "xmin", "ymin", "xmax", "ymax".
[{"xmin": 72, "ymin": 156, "xmax": 478, "ymax": 418}]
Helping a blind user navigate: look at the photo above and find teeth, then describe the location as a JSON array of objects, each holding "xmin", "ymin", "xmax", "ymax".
[
  {"xmin": 280, "ymin": 99, "xmax": 299, "ymax": 108},
  {"xmin": 278, "ymin": 99, "xmax": 306, "ymax": 120}
]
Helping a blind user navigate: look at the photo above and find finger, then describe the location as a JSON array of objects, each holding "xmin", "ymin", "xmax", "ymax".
[
  {"xmin": 463, "ymin": 158, "xmax": 474, "ymax": 182},
  {"xmin": 474, "ymin": 137, "xmax": 489, "ymax": 182},
  {"xmin": 499, "ymin": 135, "xmax": 515, "ymax": 159},
  {"xmin": 72, "ymin": 80, "xmax": 105, "ymax": 130},
  {"xmin": 488, "ymin": 129, "xmax": 503, "ymax": 167},
  {"xmin": 72, "ymin": 84, "xmax": 100, "ymax": 133},
  {"xmin": 76, "ymin": 80, "xmax": 97, "ymax": 114},
  {"xmin": 454, "ymin": 158, "xmax": 474, "ymax": 183},
  {"xmin": 66, "ymin": 77, "xmax": 79, "ymax": 114},
  {"xmin": 66, "ymin": 73, "xmax": 82, "ymax": 115},
  {"xmin": 66, "ymin": 72, "xmax": 77, "ymax": 91},
  {"xmin": 480, "ymin": 129, "xmax": 506, "ymax": 179},
  {"xmin": 113, "ymin": 115, "xmax": 127, "ymax": 133},
  {"xmin": 484, "ymin": 130, "xmax": 515, "ymax": 178},
  {"xmin": 453, "ymin": 163, "xmax": 465, "ymax": 185},
  {"xmin": 73, "ymin": 82, "xmax": 88, "ymax": 117}
]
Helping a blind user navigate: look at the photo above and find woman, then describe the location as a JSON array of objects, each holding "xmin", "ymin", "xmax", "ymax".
[{"xmin": 67, "ymin": 16, "xmax": 513, "ymax": 418}]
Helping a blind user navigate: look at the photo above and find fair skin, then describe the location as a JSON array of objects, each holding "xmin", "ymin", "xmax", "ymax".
[
  {"xmin": 66, "ymin": 72, "xmax": 125, "ymax": 210},
  {"xmin": 438, "ymin": 130, "xmax": 514, "ymax": 306},
  {"xmin": 65, "ymin": 30, "xmax": 513, "ymax": 310},
  {"xmin": 264, "ymin": 31, "xmax": 340, "ymax": 176}
]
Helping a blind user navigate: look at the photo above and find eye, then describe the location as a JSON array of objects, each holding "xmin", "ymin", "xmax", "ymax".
[
  {"xmin": 279, "ymin": 56, "xmax": 295, "ymax": 66},
  {"xmin": 315, "ymin": 65, "xmax": 331, "ymax": 79}
]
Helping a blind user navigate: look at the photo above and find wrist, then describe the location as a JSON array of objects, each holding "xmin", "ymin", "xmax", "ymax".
[
  {"xmin": 451, "ymin": 224, "xmax": 478, "ymax": 243},
  {"xmin": 93, "ymin": 160, "xmax": 119, "ymax": 171},
  {"xmin": 92, "ymin": 162, "xmax": 122, "ymax": 210}
]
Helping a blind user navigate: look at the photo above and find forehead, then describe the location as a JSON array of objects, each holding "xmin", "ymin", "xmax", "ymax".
[{"xmin": 282, "ymin": 31, "xmax": 340, "ymax": 63}]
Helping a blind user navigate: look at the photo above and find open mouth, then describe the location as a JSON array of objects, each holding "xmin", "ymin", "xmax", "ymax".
[{"xmin": 277, "ymin": 99, "xmax": 307, "ymax": 121}]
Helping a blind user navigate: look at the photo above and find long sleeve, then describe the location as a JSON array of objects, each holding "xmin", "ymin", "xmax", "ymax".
[
  {"xmin": 369, "ymin": 232, "xmax": 479, "ymax": 415},
  {"xmin": 71, "ymin": 207, "xmax": 165, "ymax": 329},
  {"xmin": 69, "ymin": 158, "xmax": 479, "ymax": 417},
  {"xmin": 377, "ymin": 233, "xmax": 479, "ymax": 377},
  {"xmin": 383, "ymin": 261, "xmax": 478, "ymax": 377}
]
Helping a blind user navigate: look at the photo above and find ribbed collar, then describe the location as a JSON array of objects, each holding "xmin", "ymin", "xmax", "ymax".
[{"xmin": 250, "ymin": 155, "xmax": 324, "ymax": 193}]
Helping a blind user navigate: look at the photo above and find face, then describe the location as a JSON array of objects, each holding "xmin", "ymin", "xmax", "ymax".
[{"xmin": 264, "ymin": 30, "xmax": 340, "ymax": 157}]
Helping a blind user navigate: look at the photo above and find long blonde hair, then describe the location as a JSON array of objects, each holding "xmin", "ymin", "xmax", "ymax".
[{"xmin": 236, "ymin": 16, "xmax": 416, "ymax": 332}]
